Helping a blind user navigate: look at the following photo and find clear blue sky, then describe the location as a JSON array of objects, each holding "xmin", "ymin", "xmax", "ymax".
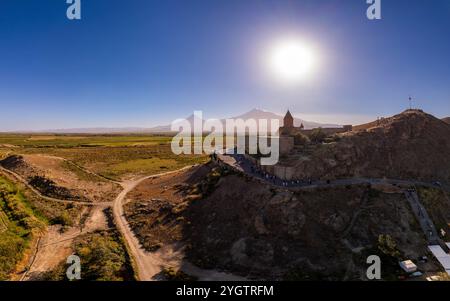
[{"xmin": 1, "ymin": 0, "xmax": 449, "ymax": 131}]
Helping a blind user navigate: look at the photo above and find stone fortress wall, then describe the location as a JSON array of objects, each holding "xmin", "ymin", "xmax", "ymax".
[
  {"xmin": 279, "ymin": 110, "xmax": 352, "ymax": 155},
  {"xmin": 248, "ymin": 110, "xmax": 353, "ymax": 180},
  {"xmin": 243, "ymin": 154, "xmax": 296, "ymax": 181}
]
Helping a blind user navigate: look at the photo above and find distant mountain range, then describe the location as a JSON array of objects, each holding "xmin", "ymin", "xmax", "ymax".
[
  {"xmin": 19, "ymin": 109, "xmax": 341, "ymax": 134},
  {"xmin": 232, "ymin": 109, "xmax": 340, "ymax": 129}
]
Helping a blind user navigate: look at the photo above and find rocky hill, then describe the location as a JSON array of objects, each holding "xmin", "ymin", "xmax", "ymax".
[
  {"xmin": 442, "ymin": 117, "xmax": 450, "ymax": 124},
  {"xmin": 121, "ymin": 109, "xmax": 450, "ymax": 280},
  {"xmin": 123, "ymin": 163, "xmax": 447, "ymax": 280},
  {"xmin": 289, "ymin": 110, "xmax": 450, "ymax": 184}
]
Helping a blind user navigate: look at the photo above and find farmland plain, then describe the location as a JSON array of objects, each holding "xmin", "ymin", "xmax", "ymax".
[
  {"xmin": 0, "ymin": 133, "xmax": 207, "ymax": 280},
  {"xmin": 0, "ymin": 134, "xmax": 207, "ymax": 180}
]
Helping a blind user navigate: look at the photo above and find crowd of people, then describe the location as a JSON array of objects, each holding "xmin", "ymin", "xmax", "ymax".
[
  {"xmin": 211, "ymin": 151, "xmax": 334, "ymax": 188},
  {"xmin": 234, "ymin": 154, "xmax": 328, "ymax": 188}
]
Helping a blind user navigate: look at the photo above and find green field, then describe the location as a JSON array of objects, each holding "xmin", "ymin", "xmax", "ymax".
[
  {"xmin": 0, "ymin": 134, "xmax": 172, "ymax": 148},
  {"xmin": 0, "ymin": 134, "xmax": 208, "ymax": 180},
  {"xmin": 0, "ymin": 176, "xmax": 46, "ymax": 280}
]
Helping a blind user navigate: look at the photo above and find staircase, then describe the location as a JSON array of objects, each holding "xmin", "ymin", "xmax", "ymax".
[{"xmin": 404, "ymin": 188, "xmax": 449, "ymax": 251}]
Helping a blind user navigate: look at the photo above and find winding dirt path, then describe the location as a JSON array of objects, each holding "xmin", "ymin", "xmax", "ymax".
[
  {"xmin": 6, "ymin": 157, "xmax": 244, "ymax": 280},
  {"xmin": 20, "ymin": 205, "xmax": 110, "ymax": 280},
  {"xmin": 112, "ymin": 166, "xmax": 247, "ymax": 281},
  {"xmin": 0, "ymin": 165, "xmax": 109, "ymax": 206},
  {"xmin": 0, "ymin": 158, "xmax": 112, "ymax": 280},
  {"xmin": 6, "ymin": 150, "xmax": 448, "ymax": 281}
]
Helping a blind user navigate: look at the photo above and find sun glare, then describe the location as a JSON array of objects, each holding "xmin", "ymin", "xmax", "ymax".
[{"xmin": 267, "ymin": 38, "xmax": 318, "ymax": 84}]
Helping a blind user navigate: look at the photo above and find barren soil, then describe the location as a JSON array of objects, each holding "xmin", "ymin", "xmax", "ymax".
[
  {"xmin": 23, "ymin": 205, "xmax": 110, "ymax": 280},
  {"xmin": 118, "ymin": 167, "xmax": 245, "ymax": 280},
  {"xmin": 124, "ymin": 162, "xmax": 441, "ymax": 280},
  {"xmin": 287, "ymin": 110, "xmax": 450, "ymax": 184},
  {"xmin": 0, "ymin": 154, "xmax": 121, "ymax": 203}
]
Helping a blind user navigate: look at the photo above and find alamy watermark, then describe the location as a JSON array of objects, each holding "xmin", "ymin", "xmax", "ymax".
[
  {"xmin": 367, "ymin": 0, "xmax": 382, "ymax": 20},
  {"xmin": 66, "ymin": 255, "xmax": 81, "ymax": 280},
  {"xmin": 366, "ymin": 255, "xmax": 381, "ymax": 280},
  {"xmin": 66, "ymin": 0, "xmax": 81, "ymax": 20},
  {"xmin": 65, "ymin": 1, "xmax": 380, "ymax": 21},
  {"xmin": 170, "ymin": 111, "xmax": 280, "ymax": 166}
]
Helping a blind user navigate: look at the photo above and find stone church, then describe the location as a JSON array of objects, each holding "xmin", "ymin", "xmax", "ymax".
[{"xmin": 279, "ymin": 110, "xmax": 353, "ymax": 155}]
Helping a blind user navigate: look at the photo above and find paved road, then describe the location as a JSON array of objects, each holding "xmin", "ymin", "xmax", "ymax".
[
  {"xmin": 218, "ymin": 152, "xmax": 450, "ymax": 250},
  {"xmin": 4, "ymin": 151, "xmax": 448, "ymax": 280},
  {"xmin": 218, "ymin": 153, "xmax": 449, "ymax": 192},
  {"xmin": 404, "ymin": 189, "xmax": 441, "ymax": 244}
]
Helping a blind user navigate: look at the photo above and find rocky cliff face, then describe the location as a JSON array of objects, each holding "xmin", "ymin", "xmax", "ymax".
[
  {"xmin": 124, "ymin": 162, "xmax": 447, "ymax": 280},
  {"xmin": 290, "ymin": 110, "xmax": 450, "ymax": 183}
]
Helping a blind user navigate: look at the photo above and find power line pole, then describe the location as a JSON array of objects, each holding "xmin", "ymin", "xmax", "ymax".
[{"xmin": 409, "ymin": 96, "xmax": 413, "ymax": 110}]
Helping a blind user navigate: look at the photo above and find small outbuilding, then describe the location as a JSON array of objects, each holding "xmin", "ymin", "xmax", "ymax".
[{"xmin": 399, "ymin": 260, "xmax": 418, "ymax": 273}]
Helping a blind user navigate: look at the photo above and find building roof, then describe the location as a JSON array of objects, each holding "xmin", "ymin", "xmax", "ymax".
[
  {"xmin": 399, "ymin": 260, "xmax": 417, "ymax": 272},
  {"xmin": 284, "ymin": 110, "xmax": 293, "ymax": 120},
  {"xmin": 428, "ymin": 245, "xmax": 450, "ymax": 275}
]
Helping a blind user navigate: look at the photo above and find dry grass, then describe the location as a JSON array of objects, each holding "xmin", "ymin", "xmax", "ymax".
[{"xmin": 0, "ymin": 134, "xmax": 207, "ymax": 180}]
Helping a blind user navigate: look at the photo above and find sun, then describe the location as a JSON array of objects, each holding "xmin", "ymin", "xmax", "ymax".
[{"xmin": 267, "ymin": 38, "xmax": 318, "ymax": 84}]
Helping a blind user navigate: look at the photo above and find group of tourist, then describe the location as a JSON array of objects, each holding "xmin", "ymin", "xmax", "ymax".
[
  {"xmin": 212, "ymin": 152, "xmax": 333, "ymax": 188},
  {"xmin": 241, "ymin": 157, "xmax": 321, "ymax": 188}
]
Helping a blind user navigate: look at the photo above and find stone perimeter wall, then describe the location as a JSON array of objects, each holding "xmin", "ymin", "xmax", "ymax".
[{"xmin": 244, "ymin": 154, "xmax": 296, "ymax": 181}]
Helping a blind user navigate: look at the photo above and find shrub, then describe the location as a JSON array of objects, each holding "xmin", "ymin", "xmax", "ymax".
[
  {"xmin": 0, "ymin": 176, "xmax": 45, "ymax": 280},
  {"xmin": 0, "ymin": 229, "xmax": 28, "ymax": 280},
  {"xmin": 309, "ymin": 128, "xmax": 327, "ymax": 143},
  {"xmin": 162, "ymin": 267, "xmax": 198, "ymax": 281},
  {"xmin": 377, "ymin": 234, "xmax": 401, "ymax": 258},
  {"xmin": 294, "ymin": 133, "xmax": 310, "ymax": 146},
  {"xmin": 74, "ymin": 231, "xmax": 133, "ymax": 281},
  {"xmin": 51, "ymin": 211, "xmax": 73, "ymax": 227}
]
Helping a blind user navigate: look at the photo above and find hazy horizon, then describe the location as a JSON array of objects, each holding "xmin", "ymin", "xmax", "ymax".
[{"xmin": 1, "ymin": 107, "xmax": 442, "ymax": 133}]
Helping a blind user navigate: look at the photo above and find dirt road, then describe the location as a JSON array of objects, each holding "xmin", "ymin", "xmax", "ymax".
[
  {"xmin": 8, "ymin": 151, "xmax": 447, "ymax": 281},
  {"xmin": 21, "ymin": 205, "xmax": 110, "ymax": 280},
  {"xmin": 112, "ymin": 166, "xmax": 246, "ymax": 281},
  {"xmin": 4, "ymin": 155, "xmax": 244, "ymax": 281},
  {"xmin": 0, "ymin": 165, "xmax": 108, "ymax": 206},
  {"xmin": 0, "ymin": 159, "xmax": 111, "ymax": 280}
]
